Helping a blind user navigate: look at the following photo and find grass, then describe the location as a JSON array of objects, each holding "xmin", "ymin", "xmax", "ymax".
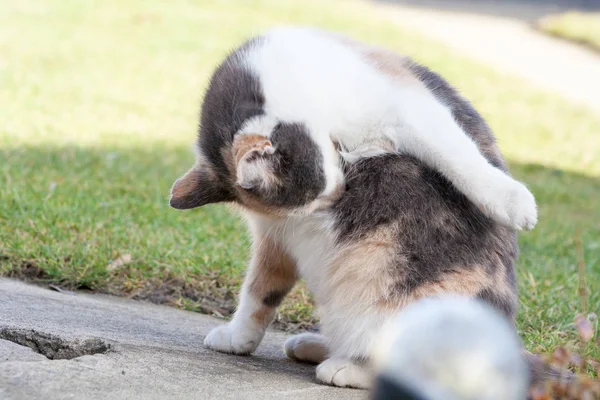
[
  {"xmin": 1, "ymin": 0, "xmax": 600, "ymax": 362},
  {"xmin": 536, "ymin": 12, "xmax": 600, "ymax": 52}
]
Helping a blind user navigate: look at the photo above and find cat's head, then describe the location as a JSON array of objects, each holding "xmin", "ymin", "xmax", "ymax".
[
  {"xmin": 169, "ymin": 40, "xmax": 344, "ymax": 218},
  {"xmin": 170, "ymin": 114, "xmax": 344, "ymax": 218}
]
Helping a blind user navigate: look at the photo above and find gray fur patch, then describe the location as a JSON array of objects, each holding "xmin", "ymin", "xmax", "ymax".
[{"xmin": 332, "ymin": 59, "xmax": 518, "ymax": 319}]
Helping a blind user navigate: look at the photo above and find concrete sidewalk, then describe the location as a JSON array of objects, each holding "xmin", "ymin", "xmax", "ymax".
[
  {"xmin": 376, "ymin": 2, "xmax": 600, "ymax": 113},
  {"xmin": 0, "ymin": 279, "xmax": 364, "ymax": 400}
]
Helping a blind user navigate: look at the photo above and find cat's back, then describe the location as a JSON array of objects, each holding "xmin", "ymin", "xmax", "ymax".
[
  {"xmin": 243, "ymin": 27, "xmax": 397, "ymax": 130},
  {"xmin": 331, "ymin": 153, "xmax": 519, "ymax": 319},
  {"xmin": 326, "ymin": 50, "xmax": 518, "ymax": 320}
]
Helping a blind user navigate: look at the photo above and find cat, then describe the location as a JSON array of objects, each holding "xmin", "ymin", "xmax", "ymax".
[
  {"xmin": 178, "ymin": 26, "xmax": 537, "ymax": 230},
  {"xmin": 170, "ymin": 27, "xmax": 531, "ymax": 388}
]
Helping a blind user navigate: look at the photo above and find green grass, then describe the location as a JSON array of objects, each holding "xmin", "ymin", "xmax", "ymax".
[
  {"xmin": 1, "ymin": 0, "xmax": 599, "ymax": 360},
  {"xmin": 537, "ymin": 12, "xmax": 600, "ymax": 52}
]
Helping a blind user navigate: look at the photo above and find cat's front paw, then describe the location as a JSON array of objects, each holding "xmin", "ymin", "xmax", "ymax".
[
  {"xmin": 204, "ymin": 323, "xmax": 262, "ymax": 355},
  {"xmin": 316, "ymin": 358, "xmax": 372, "ymax": 389},
  {"xmin": 478, "ymin": 174, "xmax": 537, "ymax": 231}
]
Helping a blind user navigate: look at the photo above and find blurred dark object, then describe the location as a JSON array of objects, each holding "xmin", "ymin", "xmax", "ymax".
[
  {"xmin": 374, "ymin": 0, "xmax": 600, "ymax": 21},
  {"xmin": 372, "ymin": 374, "xmax": 427, "ymax": 400}
]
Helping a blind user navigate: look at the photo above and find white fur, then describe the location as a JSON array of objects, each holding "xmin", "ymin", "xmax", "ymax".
[
  {"xmin": 236, "ymin": 145, "xmax": 276, "ymax": 189},
  {"xmin": 284, "ymin": 332, "xmax": 329, "ymax": 364},
  {"xmin": 339, "ymin": 145, "xmax": 390, "ymax": 164},
  {"xmin": 241, "ymin": 26, "xmax": 537, "ymax": 230},
  {"xmin": 316, "ymin": 358, "xmax": 372, "ymax": 389},
  {"xmin": 372, "ymin": 296, "xmax": 529, "ymax": 400},
  {"xmin": 204, "ymin": 285, "xmax": 268, "ymax": 354},
  {"xmin": 251, "ymin": 212, "xmax": 387, "ymax": 388},
  {"xmin": 239, "ymin": 114, "xmax": 279, "ymax": 138},
  {"xmin": 245, "ymin": 212, "xmax": 337, "ymax": 303}
]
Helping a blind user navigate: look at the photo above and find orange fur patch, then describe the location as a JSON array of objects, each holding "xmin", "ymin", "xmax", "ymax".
[
  {"xmin": 246, "ymin": 235, "xmax": 298, "ymax": 327},
  {"xmin": 248, "ymin": 236, "xmax": 298, "ymax": 298},
  {"xmin": 327, "ymin": 32, "xmax": 427, "ymax": 91},
  {"xmin": 363, "ymin": 50, "xmax": 427, "ymax": 90},
  {"xmin": 233, "ymin": 134, "xmax": 272, "ymax": 163},
  {"xmin": 326, "ymin": 224, "xmax": 515, "ymax": 315},
  {"xmin": 251, "ymin": 307, "xmax": 274, "ymax": 327},
  {"xmin": 412, "ymin": 267, "xmax": 491, "ymax": 299},
  {"xmin": 327, "ymin": 226, "xmax": 399, "ymax": 311}
]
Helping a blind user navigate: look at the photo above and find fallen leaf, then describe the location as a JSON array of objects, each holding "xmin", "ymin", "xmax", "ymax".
[
  {"xmin": 582, "ymin": 391, "xmax": 595, "ymax": 400},
  {"xmin": 45, "ymin": 182, "xmax": 58, "ymax": 200},
  {"xmin": 107, "ymin": 254, "xmax": 132, "ymax": 271},
  {"xmin": 48, "ymin": 284, "xmax": 76, "ymax": 296},
  {"xmin": 569, "ymin": 352, "xmax": 584, "ymax": 369},
  {"xmin": 551, "ymin": 346, "xmax": 570, "ymax": 365},
  {"xmin": 529, "ymin": 385, "xmax": 550, "ymax": 400}
]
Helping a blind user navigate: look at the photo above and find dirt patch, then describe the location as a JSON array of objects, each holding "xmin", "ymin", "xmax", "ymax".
[
  {"xmin": 5, "ymin": 260, "xmax": 50, "ymax": 281},
  {"xmin": 105, "ymin": 267, "xmax": 238, "ymax": 316},
  {"xmin": 2, "ymin": 259, "xmax": 319, "ymax": 333},
  {"xmin": 533, "ymin": 23, "xmax": 600, "ymax": 55},
  {"xmin": 0, "ymin": 327, "xmax": 110, "ymax": 360},
  {"xmin": 107, "ymin": 270, "xmax": 318, "ymax": 332}
]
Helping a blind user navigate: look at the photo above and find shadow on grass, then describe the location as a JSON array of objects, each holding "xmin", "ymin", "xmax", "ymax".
[{"xmin": 1, "ymin": 145, "xmax": 599, "ymax": 336}]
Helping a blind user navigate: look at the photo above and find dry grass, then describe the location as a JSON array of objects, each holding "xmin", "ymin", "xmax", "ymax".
[{"xmin": 537, "ymin": 12, "xmax": 600, "ymax": 52}]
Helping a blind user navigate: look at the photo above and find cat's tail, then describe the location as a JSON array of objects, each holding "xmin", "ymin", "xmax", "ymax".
[{"xmin": 371, "ymin": 296, "xmax": 545, "ymax": 400}]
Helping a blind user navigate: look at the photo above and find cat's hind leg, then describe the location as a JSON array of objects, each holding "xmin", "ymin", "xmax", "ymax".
[
  {"xmin": 284, "ymin": 332, "xmax": 329, "ymax": 364},
  {"xmin": 316, "ymin": 358, "xmax": 372, "ymax": 389},
  {"xmin": 315, "ymin": 313, "xmax": 381, "ymax": 390}
]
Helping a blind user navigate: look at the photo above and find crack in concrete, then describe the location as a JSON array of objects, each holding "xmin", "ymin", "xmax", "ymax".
[{"xmin": 0, "ymin": 327, "xmax": 110, "ymax": 360}]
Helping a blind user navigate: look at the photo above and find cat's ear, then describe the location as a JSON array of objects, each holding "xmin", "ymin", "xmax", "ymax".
[
  {"xmin": 233, "ymin": 135, "xmax": 280, "ymax": 191},
  {"xmin": 170, "ymin": 166, "xmax": 233, "ymax": 209}
]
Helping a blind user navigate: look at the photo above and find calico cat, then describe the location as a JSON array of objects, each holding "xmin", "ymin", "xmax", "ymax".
[
  {"xmin": 175, "ymin": 26, "xmax": 536, "ymax": 230},
  {"xmin": 170, "ymin": 27, "xmax": 528, "ymax": 388}
]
